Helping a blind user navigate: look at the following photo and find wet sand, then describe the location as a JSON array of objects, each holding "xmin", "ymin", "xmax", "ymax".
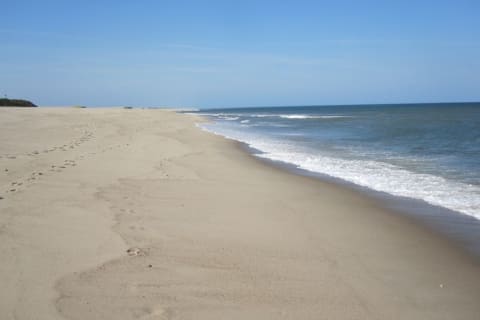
[{"xmin": 1, "ymin": 107, "xmax": 479, "ymax": 319}]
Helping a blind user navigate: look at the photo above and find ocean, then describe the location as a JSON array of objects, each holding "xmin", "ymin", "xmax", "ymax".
[{"xmin": 190, "ymin": 103, "xmax": 480, "ymax": 223}]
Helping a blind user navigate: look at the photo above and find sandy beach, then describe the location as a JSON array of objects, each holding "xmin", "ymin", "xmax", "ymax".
[{"xmin": 1, "ymin": 107, "xmax": 480, "ymax": 320}]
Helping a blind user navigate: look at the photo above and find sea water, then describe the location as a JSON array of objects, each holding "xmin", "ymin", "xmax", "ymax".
[{"xmin": 190, "ymin": 103, "xmax": 480, "ymax": 220}]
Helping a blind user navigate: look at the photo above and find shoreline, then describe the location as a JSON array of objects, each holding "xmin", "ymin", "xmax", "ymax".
[
  {"xmin": 235, "ymin": 140, "xmax": 480, "ymax": 259},
  {"xmin": 194, "ymin": 104, "xmax": 480, "ymax": 223},
  {"xmin": 1, "ymin": 108, "xmax": 480, "ymax": 319},
  {"xmin": 194, "ymin": 116, "xmax": 480, "ymax": 259}
]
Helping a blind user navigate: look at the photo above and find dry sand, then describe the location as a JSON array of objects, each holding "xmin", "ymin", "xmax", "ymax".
[{"xmin": 1, "ymin": 107, "xmax": 480, "ymax": 320}]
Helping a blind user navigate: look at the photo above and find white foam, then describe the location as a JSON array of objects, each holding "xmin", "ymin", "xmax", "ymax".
[
  {"xmin": 221, "ymin": 116, "xmax": 239, "ymax": 121},
  {"xmin": 279, "ymin": 114, "xmax": 312, "ymax": 119},
  {"xmin": 248, "ymin": 114, "xmax": 350, "ymax": 119},
  {"xmin": 197, "ymin": 112, "xmax": 350, "ymax": 120},
  {"xmin": 198, "ymin": 122, "xmax": 480, "ymax": 220},
  {"xmin": 278, "ymin": 114, "xmax": 350, "ymax": 119},
  {"xmin": 258, "ymin": 151, "xmax": 480, "ymax": 219}
]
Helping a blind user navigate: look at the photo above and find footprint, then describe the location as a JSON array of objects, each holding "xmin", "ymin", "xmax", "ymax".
[
  {"xmin": 141, "ymin": 306, "xmax": 171, "ymax": 319},
  {"xmin": 126, "ymin": 247, "xmax": 147, "ymax": 256},
  {"xmin": 64, "ymin": 161, "xmax": 76, "ymax": 166}
]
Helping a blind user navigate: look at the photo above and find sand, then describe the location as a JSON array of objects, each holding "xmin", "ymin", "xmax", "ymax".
[{"xmin": 1, "ymin": 107, "xmax": 479, "ymax": 320}]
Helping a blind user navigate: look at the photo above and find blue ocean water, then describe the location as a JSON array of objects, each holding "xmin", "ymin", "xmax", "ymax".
[{"xmin": 191, "ymin": 103, "xmax": 480, "ymax": 220}]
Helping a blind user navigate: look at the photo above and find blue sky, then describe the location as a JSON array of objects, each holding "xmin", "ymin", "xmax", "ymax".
[{"xmin": 1, "ymin": 0, "xmax": 479, "ymax": 107}]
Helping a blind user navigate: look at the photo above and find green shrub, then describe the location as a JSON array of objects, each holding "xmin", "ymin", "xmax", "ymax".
[{"xmin": 0, "ymin": 98, "xmax": 37, "ymax": 107}]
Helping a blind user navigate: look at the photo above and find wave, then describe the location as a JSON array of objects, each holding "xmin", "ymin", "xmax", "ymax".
[
  {"xmin": 258, "ymin": 151, "xmax": 480, "ymax": 219},
  {"xmin": 195, "ymin": 112, "xmax": 351, "ymax": 120},
  {"xmin": 251, "ymin": 114, "xmax": 350, "ymax": 119},
  {"xmin": 220, "ymin": 116, "xmax": 239, "ymax": 121},
  {"xmin": 198, "ymin": 123, "xmax": 480, "ymax": 220},
  {"xmin": 278, "ymin": 114, "xmax": 350, "ymax": 119}
]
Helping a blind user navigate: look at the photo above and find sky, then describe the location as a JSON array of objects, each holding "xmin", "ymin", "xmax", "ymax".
[{"xmin": 1, "ymin": 0, "xmax": 479, "ymax": 108}]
